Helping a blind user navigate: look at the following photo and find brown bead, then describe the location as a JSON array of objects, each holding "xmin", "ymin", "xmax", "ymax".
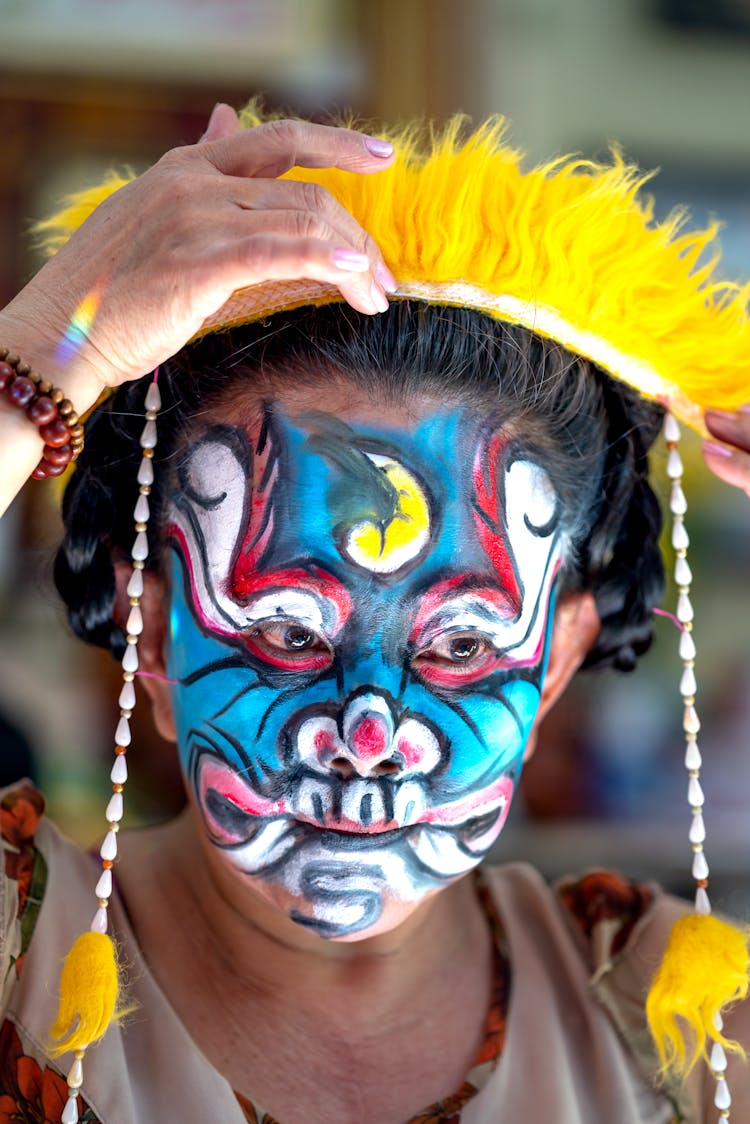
[
  {"xmin": 42, "ymin": 442, "xmax": 72, "ymax": 466},
  {"xmin": 26, "ymin": 396, "xmax": 58, "ymax": 425},
  {"xmin": 43, "ymin": 461, "xmax": 67, "ymax": 477},
  {"xmin": 16, "ymin": 360, "xmax": 30, "ymax": 376},
  {"xmin": 58, "ymin": 399, "xmax": 74, "ymax": 417},
  {"xmin": 50, "ymin": 387, "xmax": 64, "ymax": 404},
  {"xmin": 5, "ymin": 354, "xmax": 19, "ymax": 367},
  {"xmin": 70, "ymin": 422, "xmax": 85, "ymax": 436},
  {"xmin": 7, "ymin": 376, "xmax": 37, "ymax": 407},
  {"xmin": 0, "ymin": 362, "xmax": 14, "ymax": 390},
  {"xmin": 38, "ymin": 379, "xmax": 52, "ymax": 395},
  {"xmin": 66, "ymin": 411, "xmax": 79, "ymax": 427},
  {"xmin": 39, "ymin": 418, "xmax": 71, "ymax": 447}
]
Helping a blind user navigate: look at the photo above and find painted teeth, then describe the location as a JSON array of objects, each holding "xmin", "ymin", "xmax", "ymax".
[
  {"xmin": 406, "ymin": 824, "xmax": 477, "ymax": 877},
  {"xmin": 295, "ymin": 777, "xmax": 331, "ymax": 824},
  {"xmin": 339, "ymin": 780, "xmax": 385, "ymax": 827},
  {"xmin": 392, "ymin": 781, "xmax": 425, "ymax": 827},
  {"xmin": 232, "ymin": 820, "xmax": 296, "ymax": 872}
]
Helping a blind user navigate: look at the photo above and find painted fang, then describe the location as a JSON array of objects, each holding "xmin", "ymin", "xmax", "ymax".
[{"xmin": 166, "ymin": 406, "xmax": 564, "ymax": 938}]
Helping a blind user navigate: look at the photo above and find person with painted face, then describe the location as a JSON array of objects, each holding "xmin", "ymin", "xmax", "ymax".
[{"xmin": 0, "ymin": 103, "xmax": 749, "ymax": 1123}]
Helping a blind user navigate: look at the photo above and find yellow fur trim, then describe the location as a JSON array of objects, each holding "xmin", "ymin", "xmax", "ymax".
[
  {"xmin": 48, "ymin": 931, "xmax": 124, "ymax": 1057},
  {"xmin": 646, "ymin": 914, "xmax": 750, "ymax": 1076},
  {"xmin": 34, "ymin": 109, "xmax": 750, "ymax": 431}
]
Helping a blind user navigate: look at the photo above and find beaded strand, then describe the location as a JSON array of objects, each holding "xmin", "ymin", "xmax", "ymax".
[
  {"xmin": 60, "ymin": 375, "xmax": 161, "ymax": 1124},
  {"xmin": 664, "ymin": 412, "xmax": 731, "ymax": 1122}
]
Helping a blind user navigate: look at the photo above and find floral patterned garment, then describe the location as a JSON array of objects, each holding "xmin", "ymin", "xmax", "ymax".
[{"xmin": 0, "ymin": 783, "xmax": 657, "ymax": 1124}]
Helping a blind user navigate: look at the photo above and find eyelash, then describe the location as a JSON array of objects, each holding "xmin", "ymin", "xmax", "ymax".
[{"xmin": 244, "ymin": 617, "xmax": 498, "ymax": 684}]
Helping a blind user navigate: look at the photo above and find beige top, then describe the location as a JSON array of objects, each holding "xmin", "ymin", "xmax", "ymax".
[{"xmin": 3, "ymin": 812, "xmax": 746, "ymax": 1123}]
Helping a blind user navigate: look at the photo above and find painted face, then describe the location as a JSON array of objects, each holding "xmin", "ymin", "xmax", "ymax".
[{"xmin": 165, "ymin": 405, "xmax": 564, "ymax": 939}]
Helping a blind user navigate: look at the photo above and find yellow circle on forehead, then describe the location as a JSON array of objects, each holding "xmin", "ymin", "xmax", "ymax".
[{"xmin": 345, "ymin": 456, "xmax": 430, "ymax": 575}]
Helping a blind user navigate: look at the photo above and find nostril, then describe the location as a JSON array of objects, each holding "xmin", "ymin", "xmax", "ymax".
[
  {"xmin": 372, "ymin": 760, "xmax": 401, "ymax": 777},
  {"xmin": 330, "ymin": 757, "xmax": 357, "ymax": 780}
]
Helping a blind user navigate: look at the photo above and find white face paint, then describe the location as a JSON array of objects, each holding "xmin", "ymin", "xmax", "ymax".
[{"xmin": 165, "ymin": 407, "xmax": 565, "ymax": 939}]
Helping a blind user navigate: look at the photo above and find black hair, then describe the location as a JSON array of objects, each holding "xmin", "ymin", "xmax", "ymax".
[{"xmin": 54, "ymin": 301, "xmax": 664, "ymax": 672}]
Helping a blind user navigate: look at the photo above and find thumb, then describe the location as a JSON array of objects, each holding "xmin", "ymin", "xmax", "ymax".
[{"xmin": 199, "ymin": 103, "xmax": 241, "ymax": 143}]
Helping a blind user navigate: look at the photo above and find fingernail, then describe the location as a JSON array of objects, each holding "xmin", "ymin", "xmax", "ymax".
[
  {"xmin": 371, "ymin": 281, "xmax": 389, "ymax": 313},
  {"xmin": 332, "ymin": 248, "xmax": 370, "ymax": 272},
  {"xmin": 703, "ymin": 440, "xmax": 733, "ymax": 459},
  {"xmin": 375, "ymin": 262, "xmax": 398, "ymax": 294},
  {"xmin": 365, "ymin": 137, "xmax": 394, "ymax": 159}
]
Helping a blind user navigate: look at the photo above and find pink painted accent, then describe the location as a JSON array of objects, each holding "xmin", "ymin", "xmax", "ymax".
[
  {"xmin": 350, "ymin": 715, "xmax": 389, "ymax": 760},
  {"xmin": 472, "ymin": 433, "xmax": 521, "ymax": 608},
  {"xmin": 421, "ymin": 774, "xmax": 514, "ymax": 828},
  {"xmin": 137, "ymin": 669, "xmax": 178, "ymax": 685},
  {"xmin": 314, "ymin": 729, "xmax": 335, "ymax": 755},
  {"xmin": 396, "ymin": 739, "xmax": 427, "ymax": 770},
  {"xmin": 199, "ymin": 757, "xmax": 285, "ymax": 844}
]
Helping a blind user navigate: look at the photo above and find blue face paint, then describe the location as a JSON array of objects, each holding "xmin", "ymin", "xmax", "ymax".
[{"xmin": 165, "ymin": 405, "xmax": 563, "ymax": 938}]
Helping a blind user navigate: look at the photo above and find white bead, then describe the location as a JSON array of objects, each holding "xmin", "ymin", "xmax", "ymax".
[
  {"xmin": 679, "ymin": 629, "xmax": 696, "ymax": 661},
  {"xmin": 677, "ymin": 592, "xmax": 694, "ymax": 624},
  {"xmin": 134, "ymin": 494, "xmax": 150, "ymax": 523},
  {"xmin": 711, "ymin": 1042, "xmax": 728, "ymax": 1072},
  {"xmin": 685, "ymin": 741, "xmax": 702, "ymax": 770},
  {"xmin": 696, "ymin": 887, "xmax": 712, "ymax": 915},
  {"xmin": 115, "ymin": 716, "xmax": 131, "ymax": 746},
  {"xmin": 140, "ymin": 419, "xmax": 157, "ymax": 449},
  {"xmin": 62, "ymin": 1095, "xmax": 80, "ymax": 1124},
  {"xmin": 137, "ymin": 456, "xmax": 154, "ymax": 486},
  {"xmin": 126, "ymin": 605, "xmax": 144, "ymax": 636},
  {"xmin": 714, "ymin": 1011, "xmax": 724, "ymax": 1032},
  {"xmin": 106, "ymin": 792, "xmax": 124, "ymax": 823},
  {"xmin": 111, "ymin": 754, "xmax": 128, "ymax": 784},
  {"xmin": 680, "ymin": 666, "xmax": 697, "ymax": 697},
  {"xmin": 666, "ymin": 446, "xmax": 684, "ymax": 478},
  {"xmin": 689, "ymin": 812, "xmax": 706, "ymax": 843},
  {"xmin": 683, "ymin": 705, "xmax": 701, "ymax": 734},
  {"xmin": 692, "ymin": 851, "xmax": 709, "ymax": 880},
  {"xmin": 664, "ymin": 414, "xmax": 681, "ymax": 443},
  {"xmin": 131, "ymin": 531, "xmax": 148, "ymax": 561},
  {"xmin": 100, "ymin": 829, "xmax": 118, "ymax": 861},
  {"xmin": 670, "ymin": 483, "xmax": 687, "ymax": 515},
  {"xmin": 145, "ymin": 381, "xmax": 162, "ymax": 411},
  {"xmin": 672, "ymin": 521, "xmax": 689, "ymax": 551},
  {"xmin": 127, "ymin": 567, "xmax": 144, "ymax": 598},
  {"xmin": 715, "ymin": 1078, "xmax": 732, "ymax": 1110},
  {"xmin": 122, "ymin": 645, "xmax": 139, "ymax": 674},
  {"xmin": 674, "ymin": 556, "xmax": 692, "ymax": 587},
  {"xmin": 688, "ymin": 775, "xmax": 705, "ymax": 807},
  {"xmin": 66, "ymin": 1057, "xmax": 84, "ymax": 1089},
  {"xmin": 90, "ymin": 906, "xmax": 108, "ymax": 933},
  {"xmin": 118, "ymin": 681, "xmax": 136, "ymax": 710},
  {"xmin": 95, "ymin": 868, "xmax": 113, "ymax": 899}
]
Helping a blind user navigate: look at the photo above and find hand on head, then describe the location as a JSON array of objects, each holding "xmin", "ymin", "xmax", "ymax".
[{"xmin": 2, "ymin": 104, "xmax": 396, "ymax": 415}]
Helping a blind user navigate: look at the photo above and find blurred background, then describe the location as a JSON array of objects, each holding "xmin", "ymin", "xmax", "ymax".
[{"xmin": 1, "ymin": 0, "xmax": 749, "ymax": 909}]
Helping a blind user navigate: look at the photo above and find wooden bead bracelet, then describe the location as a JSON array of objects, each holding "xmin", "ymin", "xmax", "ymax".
[{"xmin": 0, "ymin": 348, "xmax": 84, "ymax": 479}]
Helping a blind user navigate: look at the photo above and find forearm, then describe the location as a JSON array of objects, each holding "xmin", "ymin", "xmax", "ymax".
[{"xmin": 0, "ymin": 300, "xmax": 103, "ymax": 517}]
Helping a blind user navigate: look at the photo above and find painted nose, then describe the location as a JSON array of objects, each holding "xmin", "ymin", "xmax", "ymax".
[{"xmin": 331, "ymin": 694, "xmax": 399, "ymax": 779}]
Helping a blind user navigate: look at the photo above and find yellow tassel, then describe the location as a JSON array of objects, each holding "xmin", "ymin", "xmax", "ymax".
[
  {"xmin": 646, "ymin": 913, "xmax": 750, "ymax": 1077},
  {"xmin": 48, "ymin": 932, "xmax": 121, "ymax": 1057}
]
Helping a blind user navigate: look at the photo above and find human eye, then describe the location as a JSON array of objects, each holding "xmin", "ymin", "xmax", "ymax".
[
  {"xmin": 412, "ymin": 630, "xmax": 496, "ymax": 685},
  {"xmin": 246, "ymin": 618, "xmax": 333, "ymax": 671}
]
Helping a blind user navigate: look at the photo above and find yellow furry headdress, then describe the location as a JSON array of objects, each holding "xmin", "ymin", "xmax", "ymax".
[{"xmin": 36, "ymin": 106, "xmax": 749, "ymax": 432}]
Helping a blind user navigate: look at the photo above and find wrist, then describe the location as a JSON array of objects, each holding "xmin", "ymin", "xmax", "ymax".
[{"xmin": 0, "ymin": 299, "xmax": 108, "ymax": 418}]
